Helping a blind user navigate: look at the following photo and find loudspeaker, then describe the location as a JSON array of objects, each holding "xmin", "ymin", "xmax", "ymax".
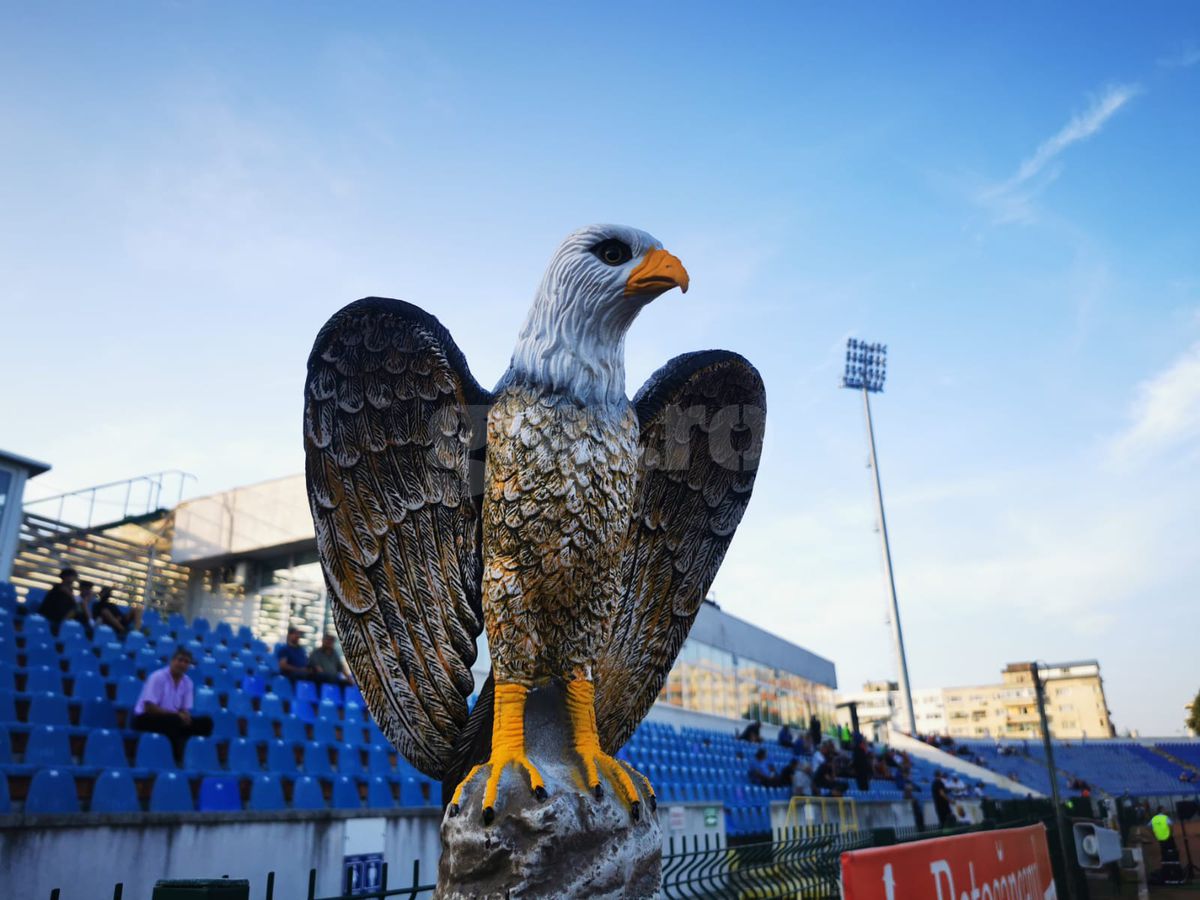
[{"xmin": 1074, "ymin": 823, "xmax": 1122, "ymax": 868}]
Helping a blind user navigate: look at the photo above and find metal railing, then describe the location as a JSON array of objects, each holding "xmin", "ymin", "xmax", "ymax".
[{"xmin": 24, "ymin": 470, "xmax": 197, "ymax": 530}]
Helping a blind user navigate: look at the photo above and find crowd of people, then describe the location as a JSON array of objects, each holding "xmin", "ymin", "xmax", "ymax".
[{"xmin": 38, "ymin": 568, "xmax": 142, "ymax": 640}]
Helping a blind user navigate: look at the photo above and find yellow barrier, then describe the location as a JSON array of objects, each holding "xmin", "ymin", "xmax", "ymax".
[{"xmin": 783, "ymin": 794, "xmax": 859, "ymax": 833}]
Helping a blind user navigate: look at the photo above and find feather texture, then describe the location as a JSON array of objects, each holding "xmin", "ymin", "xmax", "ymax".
[{"xmin": 304, "ymin": 297, "xmax": 489, "ymax": 779}]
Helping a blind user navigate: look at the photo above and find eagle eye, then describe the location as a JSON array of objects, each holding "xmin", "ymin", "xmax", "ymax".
[{"xmin": 591, "ymin": 239, "xmax": 633, "ymax": 266}]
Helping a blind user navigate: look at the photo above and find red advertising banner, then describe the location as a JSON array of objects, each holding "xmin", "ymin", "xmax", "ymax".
[{"xmin": 842, "ymin": 825, "xmax": 1056, "ymax": 900}]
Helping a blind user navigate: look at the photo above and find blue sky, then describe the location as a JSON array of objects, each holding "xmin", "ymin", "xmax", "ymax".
[{"xmin": 2, "ymin": 3, "xmax": 1198, "ymax": 734}]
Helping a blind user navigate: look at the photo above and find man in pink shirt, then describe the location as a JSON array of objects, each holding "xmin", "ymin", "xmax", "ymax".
[{"xmin": 132, "ymin": 648, "xmax": 213, "ymax": 763}]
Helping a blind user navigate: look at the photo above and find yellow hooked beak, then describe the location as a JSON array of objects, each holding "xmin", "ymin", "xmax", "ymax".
[{"xmin": 624, "ymin": 248, "xmax": 690, "ymax": 298}]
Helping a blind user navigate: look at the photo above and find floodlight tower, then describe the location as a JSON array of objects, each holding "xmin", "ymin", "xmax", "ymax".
[{"xmin": 842, "ymin": 339, "xmax": 917, "ymax": 736}]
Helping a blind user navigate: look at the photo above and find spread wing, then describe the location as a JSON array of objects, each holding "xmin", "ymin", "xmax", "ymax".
[
  {"xmin": 595, "ymin": 351, "xmax": 766, "ymax": 753},
  {"xmin": 304, "ymin": 297, "xmax": 489, "ymax": 778}
]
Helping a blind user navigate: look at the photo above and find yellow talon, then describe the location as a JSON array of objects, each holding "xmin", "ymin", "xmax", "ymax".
[{"xmin": 566, "ymin": 679, "xmax": 644, "ymax": 814}]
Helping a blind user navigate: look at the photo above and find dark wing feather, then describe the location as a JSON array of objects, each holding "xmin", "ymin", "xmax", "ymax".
[
  {"xmin": 304, "ymin": 297, "xmax": 489, "ymax": 779},
  {"xmin": 595, "ymin": 351, "xmax": 766, "ymax": 753}
]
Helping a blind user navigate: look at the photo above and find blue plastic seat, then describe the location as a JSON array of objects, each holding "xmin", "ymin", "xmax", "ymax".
[
  {"xmin": 294, "ymin": 701, "xmax": 316, "ymax": 724},
  {"xmin": 236, "ymin": 625, "xmax": 254, "ymax": 646},
  {"xmin": 142, "ymin": 608, "xmax": 161, "ymax": 628},
  {"xmin": 291, "ymin": 774, "xmax": 326, "ymax": 810},
  {"xmin": 135, "ymin": 732, "xmax": 175, "ymax": 770},
  {"xmin": 294, "ymin": 679, "xmax": 318, "ymax": 707},
  {"xmin": 192, "ymin": 687, "xmax": 219, "ymax": 715},
  {"xmin": 226, "ymin": 690, "xmax": 255, "ymax": 718},
  {"xmin": 245, "ymin": 713, "xmax": 275, "ymax": 743},
  {"xmin": 227, "ymin": 738, "xmax": 262, "ymax": 775},
  {"xmin": 150, "ymin": 771, "xmax": 193, "ymax": 811},
  {"xmin": 68, "ymin": 648, "xmax": 100, "ymax": 675},
  {"xmin": 281, "ymin": 717, "xmax": 308, "ymax": 745},
  {"xmin": 183, "ymin": 736, "xmax": 220, "ymax": 773},
  {"xmin": 368, "ymin": 745, "xmax": 394, "ymax": 775},
  {"xmin": 345, "ymin": 686, "xmax": 364, "ymax": 708},
  {"xmin": 79, "ymin": 698, "xmax": 117, "ymax": 729},
  {"xmin": 267, "ymin": 740, "xmax": 299, "ymax": 774},
  {"xmin": 125, "ymin": 631, "xmax": 148, "ymax": 653},
  {"xmin": 167, "ymin": 612, "xmax": 186, "ymax": 633},
  {"xmin": 210, "ymin": 708, "xmax": 238, "ymax": 742},
  {"xmin": 72, "ymin": 671, "xmax": 108, "ymax": 701},
  {"xmin": 268, "ymin": 675, "xmax": 293, "ymax": 701},
  {"xmin": 193, "ymin": 617, "xmax": 212, "ymax": 636},
  {"xmin": 0, "ymin": 770, "xmax": 9, "ymax": 813},
  {"xmin": 91, "ymin": 770, "xmax": 140, "ymax": 813},
  {"xmin": 365, "ymin": 775, "xmax": 393, "ymax": 808},
  {"xmin": 198, "ymin": 775, "xmax": 241, "ymax": 811},
  {"xmin": 106, "ymin": 657, "xmax": 136, "ymax": 682},
  {"xmin": 26, "ymin": 768, "xmax": 79, "ymax": 813},
  {"xmin": 114, "ymin": 677, "xmax": 143, "ymax": 710},
  {"xmin": 259, "ymin": 693, "xmax": 285, "ymax": 721},
  {"xmin": 23, "ymin": 640, "xmax": 58, "ymax": 669},
  {"xmin": 23, "ymin": 612, "xmax": 50, "ymax": 636},
  {"xmin": 313, "ymin": 719, "xmax": 338, "ymax": 745},
  {"xmin": 400, "ymin": 777, "xmax": 426, "ymax": 806},
  {"xmin": 241, "ymin": 674, "xmax": 266, "ymax": 699},
  {"xmin": 303, "ymin": 742, "xmax": 334, "ymax": 778},
  {"xmin": 247, "ymin": 773, "xmax": 286, "ymax": 811},
  {"xmin": 320, "ymin": 683, "xmax": 343, "ymax": 706},
  {"xmin": 93, "ymin": 624, "xmax": 117, "ymax": 645},
  {"xmin": 343, "ymin": 703, "xmax": 363, "ymax": 725},
  {"xmin": 28, "ymin": 693, "xmax": 70, "ymax": 727},
  {"xmin": 59, "ymin": 619, "xmax": 86, "ymax": 643},
  {"xmin": 316, "ymin": 699, "xmax": 338, "ymax": 722},
  {"xmin": 25, "ymin": 666, "xmax": 63, "ymax": 695},
  {"xmin": 135, "ymin": 649, "xmax": 159, "ymax": 675},
  {"xmin": 156, "ymin": 637, "xmax": 177, "ymax": 661},
  {"xmin": 0, "ymin": 725, "xmax": 11, "ymax": 764},
  {"xmin": 83, "ymin": 729, "xmax": 128, "ymax": 769},
  {"xmin": 25, "ymin": 725, "xmax": 73, "ymax": 768},
  {"xmin": 212, "ymin": 645, "xmax": 233, "ymax": 667},
  {"xmin": 331, "ymin": 774, "xmax": 361, "ymax": 809},
  {"xmin": 0, "ymin": 688, "xmax": 16, "ymax": 723},
  {"xmin": 338, "ymin": 747, "xmax": 365, "ymax": 777}
]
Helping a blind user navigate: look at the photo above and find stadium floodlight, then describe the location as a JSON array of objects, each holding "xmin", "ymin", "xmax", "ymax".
[{"xmin": 841, "ymin": 339, "xmax": 916, "ymax": 736}]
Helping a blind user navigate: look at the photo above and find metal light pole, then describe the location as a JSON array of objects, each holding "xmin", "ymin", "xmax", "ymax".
[
  {"xmin": 1032, "ymin": 663, "xmax": 1077, "ymax": 900},
  {"xmin": 842, "ymin": 339, "xmax": 917, "ymax": 736}
]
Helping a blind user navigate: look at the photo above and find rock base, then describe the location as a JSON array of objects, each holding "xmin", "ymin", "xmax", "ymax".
[{"xmin": 435, "ymin": 681, "xmax": 661, "ymax": 899}]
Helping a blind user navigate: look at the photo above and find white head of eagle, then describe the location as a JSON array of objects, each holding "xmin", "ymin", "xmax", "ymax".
[{"xmin": 505, "ymin": 224, "xmax": 689, "ymax": 407}]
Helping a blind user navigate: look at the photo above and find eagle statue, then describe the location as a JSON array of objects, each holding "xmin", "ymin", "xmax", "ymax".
[{"xmin": 304, "ymin": 224, "xmax": 765, "ymax": 826}]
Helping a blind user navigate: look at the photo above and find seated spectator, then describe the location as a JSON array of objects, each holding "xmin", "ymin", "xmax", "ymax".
[
  {"xmin": 792, "ymin": 762, "xmax": 813, "ymax": 797},
  {"xmin": 276, "ymin": 627, "xmax": 310, "ymax": 680},
  {"xmin": 39, "ymin": 568, "xmax": 84, "ymax": 636},
  {"xmin": 813, "ymin": 757, "xmax": 848, "ymax": 796},
  {"xmin": 92, "ymin": 586, "xmax": 137, "ymax": 636},
  {"xmin": 308, "ymin": 634, "xmax": 352, "ymax": 685},
  {"xmin": 748, "ymin": 747, "xmax": 796, "ymax": 788},
  {"xmin": 737, "ymin": 720, "xmax": 763, "ymax": 743},
  {"xmin": 777, "ymin": 724, "xmax": 794, "ymax": 747},
  {"xmin": 852, "ymin": 736, "xmax": 872, "ymax": 791},
  {"xmin": 132, "ymin": 649, "xmax": 213, "ymax": 763}
]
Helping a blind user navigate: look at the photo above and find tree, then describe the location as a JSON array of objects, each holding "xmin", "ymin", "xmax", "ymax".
[{"xmin": 1188, "ymin": 689, "xmax": 1200, "ymax": 736}]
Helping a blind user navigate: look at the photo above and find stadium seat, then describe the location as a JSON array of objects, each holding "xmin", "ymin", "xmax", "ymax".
[
  {"xmin": 320, "ymin": 683, "xmax": 342, "ymax": 706},
  {"xmin": 259, "ymin": 694, "xmax": 284, "ymax": 721},
  {"xmin": 281, "ymin": 717, "xmax": 308, "ymax": 745},
  {"xmin": 28, "ymin": 693, "xmax": 70, "ymax": 727},
  {"xmin": 91, "ymin": 770, "xmax": 140, "ymax": 813},
  {"xmin": 24, "ymin": 725, "xmax": 73, "ymax": 768},
  {"xmin": 25, "ymin": 667, "xmax": 64, "ymax": 695},
  {"xmin": 150, "ymin": 771, "xmax": 193, "ymax": 812},
  {"xmin": 79, "ymin": 699, "xmax": 117, "ymax": 729},
  {"xmin": 106, "ymin": 657, "xmax": 136, "ymax": 682},
  {"xmin": 167, "ymin": 613, "xmax": 186, "ymax": 633},
  {"xmin": 193, "ymin": 687, "xmax": 220, "ymax": 716},
  {"xmin": 291, "ymin": 775, "xmax": 326, "ymax": 810},
  {"xmin": 142, "ymin": 608, "xmax": 161, "ymax": 628},
  {"xmin": 0, "ymin": 771, "xmax": 9, "ymax": 813},
  {"xmin": 214, "ymin": 621, "xmax": 234, "ymax": 644},
  {"xmin": 156, "ymin": 637, "xmax": 177, "ymax": 661},
  {"xmin": 365, "ymin": 775, "xmax": 394, "ymax": 808},
  {"xmin": 93, "ymin": 624, "xmax": 117, "ymax": 645},
  {"xmin": 303, "ymin": 742, "xmax": 334, "ymax": 778},
  {"xmin": 317, "ymin": 699, "xmax": 338, "ymax": 722},
  {"xmin": 368, "ymin": 745, "xmax": 394, "ymax": 775},
  {"xmin": 198, "ymin": 776, "xmax": 241, "ymax": 812},
  {"xmin": 267, "ymin": 740, "xmax": 299, "ymax": 775},
  {"xmin": 23, "ymin": 641, "xmax": 58, "ymax": 669},
  {"xmin": 0, "ymin": 689, "xmax": 16, "ymax": 724},
  {"xmin": 125, "ymin": 631, "xmax": 148, "ymax": 654},
  {"xmin": 294, "ymin": 701, "xmax": 316, "ymax": 725},
  {"xmin": 313, "ymin": 719, "xmax": 338, "ymax": 745},
  {"xmin": 400, "ymin": 777, "xmax": 425, "ymax": 806},
  {"xmin": 59, "ymin": 619, "xmax": 86, "ymax": 643},
  {"xmin": 83, "ymin": 729, "xmax": 128, "ymax": 770},
  {"xmin": 338, "ymin": 747, "xmax": 365, "ymax": 777},
  {"xmin": 72, "ymin": 672, "xmax": 108, "ymax": 702},
  {"xmin": 210, "ymin": 709, "xmax": 238, "ymax": 742},
  {"xmin": 67, "ymin": 649, "xmax": 100, "ymax": 675},
  {"xmin": 227, "ymin": 738, "xmax": 262, "ymax": 775},
  {"xmin": 249, "ymin": 774, "xmax": 287, "ymax": 811},
  {"xmin": 135, "ymin": 732, "xmax": 175, "ymax": 771},
  {"xmin": 331, "ymin": 774, "xmax": 361, "ymax": 809},
  {"xmin": 227, "ymin": 690, "xmax": 255, "ymax": 718},
  {"xmin": 236, "ymin": 625, "xmax": 254, "ymax": 646},
  {"xmin": 0, "ymin": 725, "xmax": 10, "ymax": 765},
  {"xmin": 213, "ymin": 645, "xmax": 233, "ymax": 667},
  {"xmin": 183, "ymin": 736, "xmax": 220, "ymax": 774},
  {"xmin": 268, "ymin": 676, "xmax": 293, "ymax": 701},
  {"xmin": 294, "ymin": 679, "xmax": 319, "ymax": 707},
  {"xmin": 23, "ymin": 613, "xmax": 50, "ymax": 637},
  {"xmin": 115, "ymin": 677, "xmax": 143, "ymax": 710},
  {"xmin": 345, "ymin": 686, "xmax": 364, "ymax": 708},
  {"xmin": 246, "ymin": 713, "xmax": 275, "ymax": 743},
  {"xmin": 241, "ymin": 674, "xmax": 266, "ymax": 699},
  {"xmin": 25, "ymin": 768, "xmax": 79, "ymax": 814},
  {"xmin": 343, "ymin": 703, "xmax": 363, "ymax": 725},
  {"xmin": 193, "ymin": 617, "xmax": 212, "ymax": 636}
]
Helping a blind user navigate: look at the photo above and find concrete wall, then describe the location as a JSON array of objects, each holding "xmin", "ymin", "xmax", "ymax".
[{"xmin": 0, "ymin": 808, "xmax": 441, "ymax": 900}]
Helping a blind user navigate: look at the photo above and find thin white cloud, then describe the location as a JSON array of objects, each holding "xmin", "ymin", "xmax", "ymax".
[
  {"xmin": 979, "ymin": 83, "xmax": 1140, "ymax": 223},
  {"xmin": 1158, "ymin": 42, "xmax": 1200, "ymax": 69},
  {"xmin": 1110, "ymin": 341, "xmax": 1200, "ymax": 463}
]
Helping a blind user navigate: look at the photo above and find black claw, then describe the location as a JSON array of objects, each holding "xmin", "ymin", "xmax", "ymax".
[
  {"xmin": 448, "ymin": 803, "xmax": 460, "ymax": 818},
  {"xmin": 483, "ymin": 806, "xmax": 495, "ymax": 825},
  {"xmin": 631, "ymin": 801, "xmax": 641, "ymax": 821},
  {"xmin": 534, "ymin": 786, "xmax": 547, "ymax": 801},
  {"xmin": 649, "ymin": 794, "xmax": 658, "ymax": 812},
  {"xmin": 593, "ymin": 783, "xmax": 603, "ymax": 800}
]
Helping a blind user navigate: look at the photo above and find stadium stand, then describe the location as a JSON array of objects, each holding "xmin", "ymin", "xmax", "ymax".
[{"xmin": 2, "ymin": 577, "xmax": 1196, "ymax": 832}]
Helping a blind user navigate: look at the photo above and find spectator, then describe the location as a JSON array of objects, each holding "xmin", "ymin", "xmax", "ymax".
[
  {"xmin": 792, "ymin": 762, "xmax": 813, "ymax": 797},
  {"xmin": 813, "ymin": 756, "xmax": 848, "ymax": 796},
  {"xmin": 905, "ymin": 784, "xmax": 925, "ymax": 831},
  {"xmin": 748, "ymin": 747, "xmax": 797, "ymax": 788},
  {"xmin": 777, "ymin": 724, "xmax": 794, "ymax": 747},
  {"xmin": 276, "ymin": 627, "xmax": 310, "ymax": 680},
  {"xmin": 737, "ymin": 720, "xmax": 763, "ymax": 743},
  {"xmin": 76, "ymin": 582, "xmax": 97, "ymax": 632},
  {"xmin": 808, "ymin": 714, "xmax": 821, "ymax": 749},
  {"xmin": 932, "ymin": 772, "xmax": 956, "ymax": 828},
  {"xmin": 92, "ymin": 586, "xmax": 136, "ymax": 636},
  {"xmin": 132, "ymin": 649, "xmax": 213, "ymax": 763},
  {"xmin": 852, "ymin": 736, "xmax": 872, "ymax": 792},
  {"xmin": 39, "ymin": 568, "xmax": 80, "ymax": 635},
  {"xmin": 308, "ymin": 634, "xmax": 352, "ymax": 685}
]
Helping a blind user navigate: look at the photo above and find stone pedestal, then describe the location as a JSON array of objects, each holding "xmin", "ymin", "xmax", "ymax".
[{"xmin": 435, "ymin": 681, "xmax": 661, "ymax": 899}]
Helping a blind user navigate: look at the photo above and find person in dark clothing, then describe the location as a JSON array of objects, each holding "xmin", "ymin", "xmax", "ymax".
[
  {"xmin": 932, "ymin": 772, "xmax": 956, "ymax": 827},
  {"xmin": 276, "ymin": 627, "xmax": 310, "ymax": 680},
  {"xmin": 92, "ymin": 586, "xmax": 136, "ymax": 636},
  {"xmin": 905, "ymin": 784, "xmax": 925, "ymax": 831},
  {"xmin": 777, "ymin": 724, "xmax": 794, "ymax": 747},
  {"xmin": 738, "ymin": 720, "xmax": 763, "ymax": 743},
  {"xmin": 132, "ymin": 649, "xmax": 213, "ymax": 763},
  {"xmin": 39, "ymin": 568, "xmax": 80, "ymax": 635},
  {"xmin": 308, "ymin": 634, "xmax": 352, "ymax": 685},
  {"xmin": 748, "ymin": 747, "xmax": 797, "ymax": 787},
  {"xmin": 852, "ymin": 737, "xmax": 872, "ymax": 791},
  {"xmin": 808, "ymin": 714, "xmax": 821, "ymax": 749},
  {"xmin": 813, "ymin": 758, "xmax": 848, "ymax": 796}
]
